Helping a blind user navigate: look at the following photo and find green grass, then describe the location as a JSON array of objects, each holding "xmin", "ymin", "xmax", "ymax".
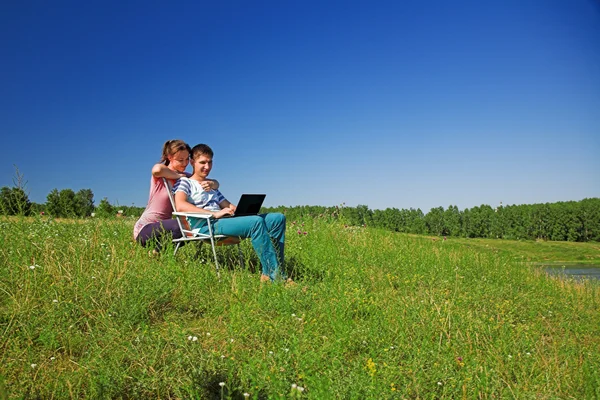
[
  {"xmin": 1, "ymin": 215, "xmax": 599, "ymax": 399},
  {"xmin": 445, "ymin": 236, "xmax": 600, "ymax": 265}
]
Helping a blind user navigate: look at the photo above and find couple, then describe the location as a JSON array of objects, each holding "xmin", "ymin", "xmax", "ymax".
[{"xmin": 133, "ymin": 140, "xmax": 287, "ymax": 282}]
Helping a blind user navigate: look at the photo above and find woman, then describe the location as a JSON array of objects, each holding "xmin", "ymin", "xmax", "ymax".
[{"xmin": 134, "ymin": 139, "xmax": 218, "ymax": 253}]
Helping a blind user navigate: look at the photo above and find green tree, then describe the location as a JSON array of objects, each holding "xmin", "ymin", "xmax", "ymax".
[
  {"xmin": 75, "ymin": 189, "xmax": 95, "ymax": 217},
  {"xmin": 444, "ymin": 205, "xmax": 462, "ymax": 237},
  {"xmin": 58, "ymin": 189, "xmax": 77, "ymax": 217},
  {"xmin": 530, "ymin": 203, "xmax": 551, "ymax": 240},
  {"xmin": 0, "ymin": 186, "xmax": 32, "ymax": 216},
  {"xmin": 407, "ymin": 208, "xmax": 426, "ymax": 234},
  {"xmin": 490, "ymin": 203, "xmax": 506, "ymax": 239},
  {"xmin": 463, "ymin": 205, "xmax": 494, "ymax": 238},
  {"xmin": 45, "ymin": 188, "xmax": 85, "ymax": 218},
  {"xmin": 0, "ymin": 166, "xmax": 32, "ymax": 216},
  {"xmin": 96, "ymin": 198, "xmax": 115, "ymax": 218},
  {"xmin": 580, "ymin": 198, "xmax": 600, "ymax": 242},
  {"xmin": 425, "ymin": 206, "xmax": 445, "ymax": 236},
  {"xmin": 46, "ymin": 189, "xmax": 61, "ymax": 217}
]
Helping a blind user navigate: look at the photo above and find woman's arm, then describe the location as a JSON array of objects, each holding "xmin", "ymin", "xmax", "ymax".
[{"xmin": 151, "ymin": 163, "xmax": 186, "ymax": 180}]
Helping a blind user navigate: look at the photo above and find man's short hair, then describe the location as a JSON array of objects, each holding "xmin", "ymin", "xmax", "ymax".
[{"xmin": 191, "ymin": 144, "xmax": 214, "ymax": 159}]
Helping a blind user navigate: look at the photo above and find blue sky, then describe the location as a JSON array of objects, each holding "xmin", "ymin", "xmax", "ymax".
[{"xmin": 1, "ymin": 0, "xmax": 599, "ymax": 212}]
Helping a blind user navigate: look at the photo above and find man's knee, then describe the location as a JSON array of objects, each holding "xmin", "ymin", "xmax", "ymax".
[
  {"xmin": 246, "ymin": 215, "xmax": 265, "ymax": 230},
  {"xmin": 269, "ymin": 212, "xmax": 286, "ymax": 225}
]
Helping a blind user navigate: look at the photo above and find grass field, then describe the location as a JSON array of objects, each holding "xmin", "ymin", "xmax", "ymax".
[{"xmin": 1, "ymin": 215, "xmax": 599, "ymax": 399}]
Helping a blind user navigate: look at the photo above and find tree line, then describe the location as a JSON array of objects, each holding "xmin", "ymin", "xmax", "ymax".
[
  {"xmin": 0, "ymin": 186, "xmax": 145, "ymax": 219},
  {"xmin": 1, "ymin": 182, "xmax": 598, "ymax": 242},
  {"xmin": 263, "ymin": 198, "xmax": 600, "ymax": 242}
]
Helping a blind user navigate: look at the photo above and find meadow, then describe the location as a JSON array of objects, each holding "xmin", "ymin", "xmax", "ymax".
[{"xmin": 1, "ymin": 215, "xmax": 599, "ymax": 399}]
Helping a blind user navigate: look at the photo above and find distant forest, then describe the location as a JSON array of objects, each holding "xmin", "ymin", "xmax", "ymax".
[
  {"xmin": 1, "ymin": 183, "xmax": 599, "ymax": 242},
  {"xmin": 263, "ymin": 198, "xmax": 600, "ymax": 242}
]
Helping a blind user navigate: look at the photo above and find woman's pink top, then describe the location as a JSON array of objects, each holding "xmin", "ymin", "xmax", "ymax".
[{"xmin": 133, "ymin": 176, "xmax": 175, "ymax": 239}]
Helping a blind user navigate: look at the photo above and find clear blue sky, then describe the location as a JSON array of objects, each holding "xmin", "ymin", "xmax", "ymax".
[{"xmin": 1, "ymin": 0, "xmax": 599, "ymax": 212}]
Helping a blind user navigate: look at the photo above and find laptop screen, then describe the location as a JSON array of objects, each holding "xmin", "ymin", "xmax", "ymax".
[{"xmin": 233, "ymin": 194, "xmax": 266, "ymax": 217}]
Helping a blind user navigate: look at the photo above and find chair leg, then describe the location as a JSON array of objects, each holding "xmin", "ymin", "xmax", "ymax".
[
  {"xmin": 209, "ymin": 239, "xmax": 220, "ymax": 277},
  {"xmin": 206, "ymin": 220, "xmax": 221, "ymax": 278},
  {"xmin": 174, "ymin": 242, "xmax": 181, "ymax": 256}
]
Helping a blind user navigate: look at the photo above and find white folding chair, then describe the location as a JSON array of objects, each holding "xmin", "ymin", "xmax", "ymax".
[{"xmin": 163, "ymin": 178, "xmax": 243, "ymax": 275}]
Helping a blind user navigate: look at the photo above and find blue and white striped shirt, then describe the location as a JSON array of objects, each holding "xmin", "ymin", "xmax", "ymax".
[{"xmin": 173, "ymin": 177, "xmax": 226, "ymax": 212}]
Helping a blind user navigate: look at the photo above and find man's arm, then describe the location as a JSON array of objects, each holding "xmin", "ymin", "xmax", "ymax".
[
  {"xmin": 174, "ymin": 191, "xmax": 235, "ymax": 218},
  {"xmin": 219, "ymin": 199, "xmax": 235, "ymax": 211},
  {"xmin": 174, "ymin": 191, "xmax": 213, "ymax": 214}
]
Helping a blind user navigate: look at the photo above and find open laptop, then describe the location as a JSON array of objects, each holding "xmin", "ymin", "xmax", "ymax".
[{"xmin": 232, "ymin": 194, "xmax": 266, "ymax": 217}]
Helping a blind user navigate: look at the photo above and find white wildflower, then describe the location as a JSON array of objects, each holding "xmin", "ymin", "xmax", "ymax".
[
  {"xmin": 31, "ymin": 364, "xmax": 37, "ymax": 368},
  {"xmin": 219, "ymin": 382, "xmax": 225, "ymax": 387}
]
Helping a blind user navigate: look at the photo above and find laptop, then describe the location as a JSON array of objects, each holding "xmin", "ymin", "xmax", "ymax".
[{"xmin": 232, "ymin": 194, "xmax": 266, "ymax": 217}]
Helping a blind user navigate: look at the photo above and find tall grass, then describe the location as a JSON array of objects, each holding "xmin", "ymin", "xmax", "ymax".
[{"xmin": 1, "ymin": 215, "xmax": 599, "ymax": 399}]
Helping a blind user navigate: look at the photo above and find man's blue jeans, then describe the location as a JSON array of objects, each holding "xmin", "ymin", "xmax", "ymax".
[{"xmin": 191, "ymin": 213, "xmax": 286, "ymax": 280}]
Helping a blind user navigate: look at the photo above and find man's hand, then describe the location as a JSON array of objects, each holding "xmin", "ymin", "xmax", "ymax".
[{"xmin": 213, "ymin": 207, "xmax": 235, "ymax": 219}]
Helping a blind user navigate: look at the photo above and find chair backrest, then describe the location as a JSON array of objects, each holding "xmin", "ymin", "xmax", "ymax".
[
  {"xmin": 162, "ymin": 178, "xmax": 177, "ymax": 212},
  {"xmin": 162, "ymin": 178, "xmax": 193, "ymax": 236}
]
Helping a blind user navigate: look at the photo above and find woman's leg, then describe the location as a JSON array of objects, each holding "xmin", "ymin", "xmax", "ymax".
[
  {"xmin": 200, "ymin": 215, "xmax": 281, "ymax": 280},
  {"xmin": 136, "ymin": 219, "xmax": 182, "ymax": 252}
]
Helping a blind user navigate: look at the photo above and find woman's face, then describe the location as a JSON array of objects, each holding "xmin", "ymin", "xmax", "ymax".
[{"xmin": 168, "ymin": 150, "xmax": 190, "ymax": 173}]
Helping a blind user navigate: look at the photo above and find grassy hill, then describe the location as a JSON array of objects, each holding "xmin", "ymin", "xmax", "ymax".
[{"xmin": 1, "ymin": 216, "xmax": 599, "ymax": 398}]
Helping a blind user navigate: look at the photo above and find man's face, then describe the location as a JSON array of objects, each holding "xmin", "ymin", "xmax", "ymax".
[{"xmin": 192, "ymin": 154, "xmax": 212, "ymax": 179}]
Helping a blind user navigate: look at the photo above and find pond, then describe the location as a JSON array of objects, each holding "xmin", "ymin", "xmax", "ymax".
[{"xmin": 544, "ymin": 264, "xmax": 600, "ymax": 281}]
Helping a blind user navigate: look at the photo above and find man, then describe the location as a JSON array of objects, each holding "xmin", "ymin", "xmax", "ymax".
[{"xmin": 173, "ymin": 144, "xmax": 287, "ymax": 282}]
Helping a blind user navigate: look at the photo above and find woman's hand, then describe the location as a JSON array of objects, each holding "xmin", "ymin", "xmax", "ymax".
[{"xmin": 200, "ymin": 180, "xmax": 218, "ymax": 191}]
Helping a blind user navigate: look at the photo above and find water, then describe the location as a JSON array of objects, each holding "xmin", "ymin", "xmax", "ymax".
[{"xmin": 544, "ymin": 264, "xmax": 600, "ymax": 281}]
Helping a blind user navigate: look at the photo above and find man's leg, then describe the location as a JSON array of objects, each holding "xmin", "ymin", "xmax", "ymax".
[
  {"xmin": 262, "ymin": 213, "xmax": 286, "ymax": 265},
  {"xmin": 203, "ymin": 216, "xmax": 281, "ymax": 280}
]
